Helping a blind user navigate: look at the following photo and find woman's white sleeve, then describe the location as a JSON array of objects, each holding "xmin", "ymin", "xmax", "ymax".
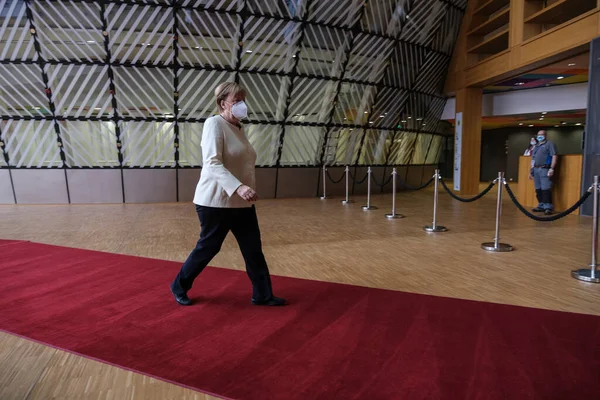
[{"xmin": 201, "ymin": 119, "xmax": 242, "ymax": 197}]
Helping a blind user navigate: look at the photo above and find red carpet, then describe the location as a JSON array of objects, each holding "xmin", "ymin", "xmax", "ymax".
[{"xmin": 1, "ymin": 240, "xmax": 599, "ymax": 400}]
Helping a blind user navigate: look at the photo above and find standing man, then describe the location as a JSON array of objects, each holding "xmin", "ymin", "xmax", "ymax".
[{"xmin": 529, "ymin": 130, "xmax": 558, "ymax": 215}]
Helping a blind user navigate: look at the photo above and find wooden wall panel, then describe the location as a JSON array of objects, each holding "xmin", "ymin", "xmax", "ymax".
[
  {"xmin": 445, "ymin": 4, "xmax": 600, "ymax": 92},
  {"xmin": 464, "ymin": 52, "xmax": 511, "ymax": 88},
  {"xmin": 519, "ymin": 13, "xmax": 599, "ymax": 65}
]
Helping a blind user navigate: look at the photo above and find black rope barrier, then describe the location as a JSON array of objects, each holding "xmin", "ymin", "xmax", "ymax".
[
  {"xmin": 396, "ymin": 175, "xmax": 434, "ymax": 190},
  {"xmin": 503, "ymin": 182, "xmax": 591, "ymax": 222},
  {"xmin": 349, "ymin": 171, "xmax": 369, "ymax": 185},
  {"xmin": 326, "ymin": 169, "xmax": 345, "ymax": 184},
  {"xmin": 439, "ymin": 178, "xmax": 496, "ymax": 202},
  {"xmin": 371, "ymin": 173, "xmax": 394, "ymax": 187}
]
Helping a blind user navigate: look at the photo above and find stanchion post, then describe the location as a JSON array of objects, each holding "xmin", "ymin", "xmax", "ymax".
[
  {"xmin": 362, "ymin": 167, "xmax": 377, "ymax": 211},
  {"xmin": 385, "ymin": 168, "xmax": 404, "ymax": 219},
  {"xmin": 481, "ymin": 172, "xmax": 513, "ymax": 252},
  {"xmin": 341, "ymin": 165, "xmax": 354, "ymax": 204},
  {"xmin": 424, "ymin": 169, "xmax": 447, "ymax": 232},
  {"xmin": 320, "ymin": 165, "xmax": 328, "ymax": 200},
  {"xmin": 572, "ymin": 175, "xmax": 600, "ymax": 282}
]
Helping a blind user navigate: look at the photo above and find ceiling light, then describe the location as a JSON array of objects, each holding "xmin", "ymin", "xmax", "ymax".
[
  {"xmin": 195, "ymin": 46, "xmax": 201, "ymax": 49},
  {"xmin": 519, "ymin": 123, "xmax": 523, "ymax": 126},
  {"xmin": 422, "ymin": 123, "xmax": 426, "ymax": 126},
  {"xmin": 557, "ymin": 76, "xmax": 564, "ymax": 80},
  {"xmin": 568, "ymin": 63, "xmax": 576, "ymax": 66},
  {"xmin": 93, "ymin": 107, "xmax": 101, "ymax": 110},
  {"xmin": 539, "ymin": 118, "xmax": 544, "ymax": 120},
  {"xmin": 245, "ymin": 50, "xmax": 253, "ymax": 53},
  {"xmin": 369, "ymin": 121, "xmax": 374, "ymax": 124},
  {"xmin": 364, "ymin": 111, "xmax": 368, "ymax": 114},
  {"xmin": 542, "ymin": 112, "xmax": 547, "ymax": 115},
  {"xmin": 528, "ymin": 125, "xmax": 534, "ymax": 127},
  {"xmin": 416, "ymin": 118, "xmax": 423, "ymax": 121},
  {"xmin": 86, "ymin": 40, "xmax": 95, "ymax": 43},
  {"xmin": 561, "ymin": 122, "xmax": 567, "ymax": 125},
  {"xmin": 379, "ymin": 115, "xmax": 385, "ymax": 118},
  {"xmin": 555, "ymin": 125, "xmax": 559, "ymax": 127},
  {"xmin": 401, "ymin": 120, "xmax": 407, "ymax": 123},
  {"xmin": 515, "ymin": 82, "xmax": 525, "ymax": 86},
  {"xmin": 33, "ymin": 106, "xmax": 41, "ymax": 110},
  {"xmin": 407, "ymin": 116, "xmax": 411, "ymax": 119},
  {"xmin": 292, "ymin": 54, "xmax": 296, "ymax": 57},
  {"xmin": 576, "ymin": 123, "xmax": 582, "ymax": 126}
]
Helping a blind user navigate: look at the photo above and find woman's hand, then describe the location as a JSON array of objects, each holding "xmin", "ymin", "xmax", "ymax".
[{"xmin": 236, "ymin": 185, "xmax": 259, "ymax": 202}]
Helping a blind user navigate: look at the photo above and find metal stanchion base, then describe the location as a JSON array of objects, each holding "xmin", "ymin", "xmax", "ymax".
[
  {"xmin": 481, "ymin": 242, "xmax": 513, "ymax": 252},
  {"xmin": 385, "ymin": 213, "xmax": 404, "ymax": 219},
  {"xmin": 341, "ymin": 200, "xmax": 354, "ymax": 204},
  {"xmin": 424, "ymin": 225, "xmax": 447, "ymax": 232},
  {"xmin": 362, "ymin": 205, "xmax": 377, "ymax": 210},
  {"xmin": 320, "ymin": 196, "xmax": 329, "ymax": 200},
  {"xmin": 571, "ymin": 268, "xmax": 600, "ymax": 283}
]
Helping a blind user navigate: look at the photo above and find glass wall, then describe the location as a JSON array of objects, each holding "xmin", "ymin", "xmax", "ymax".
[{"xmin": 0, "ymin": 0, "xmax": 465, "ymax": 170}]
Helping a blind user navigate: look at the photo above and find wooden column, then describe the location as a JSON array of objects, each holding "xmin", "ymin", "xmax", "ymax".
[
  {"xmin": 509, "ymin": 0, "xmax": 524, "ymax": 48},
  {"xmin": 455, "ymin": 87, "xmax": 483, "ymax": 196}
]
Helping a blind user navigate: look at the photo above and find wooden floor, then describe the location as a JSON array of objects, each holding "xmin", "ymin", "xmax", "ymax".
[{"xmin": 2, "ymin": 186, "xmax": 599, "ymax": 399}]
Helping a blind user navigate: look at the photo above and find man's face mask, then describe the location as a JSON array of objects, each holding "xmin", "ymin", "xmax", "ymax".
[{"xmin": 537, "ymin": 135, "xmax": 546, "ymax": 142}]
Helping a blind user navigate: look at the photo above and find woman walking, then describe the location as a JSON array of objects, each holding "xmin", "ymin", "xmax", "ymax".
[{"xmin": 170, "ymin": 82, "xmax": 285, "ymax": 307}]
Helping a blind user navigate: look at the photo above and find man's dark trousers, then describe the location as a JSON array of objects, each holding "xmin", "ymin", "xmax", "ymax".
[{"xmin": 533, "ymin": 167, "xmax": 553, "ymax": 211}]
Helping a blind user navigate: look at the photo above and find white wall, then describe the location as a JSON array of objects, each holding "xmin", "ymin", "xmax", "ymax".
[{"xmin": 441, "ymin": 82, "xmax": 589, "ymax": 119}]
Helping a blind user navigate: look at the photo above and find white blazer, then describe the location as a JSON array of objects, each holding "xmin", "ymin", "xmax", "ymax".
[{"xmin": 193, "ymin": 115, "xmax": 257, "ymax": 208}]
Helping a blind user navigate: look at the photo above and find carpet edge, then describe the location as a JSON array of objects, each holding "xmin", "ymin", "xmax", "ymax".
[
  {"xmin": 4, "ymin": 240, "xmax": 598, "ymax": 318},
  {"xmin": 0, "ymin": 328, "xmax": 237, "ymax": 400}
]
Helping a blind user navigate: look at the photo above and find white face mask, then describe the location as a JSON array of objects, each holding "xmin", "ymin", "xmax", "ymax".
[
  {"xmin": 231, "ymin": 101, "xmax": 248, "ymax": 119},
  {"xmin": 530, "ymin": 140, "xmax": 536, "ymax": 146}
]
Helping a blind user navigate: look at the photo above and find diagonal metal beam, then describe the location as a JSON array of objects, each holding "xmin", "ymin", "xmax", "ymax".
[
  {"xmin": 274, "ymin": 0, "xmax": 311, "ymax": 168},
  {"xmin": 318, "ymin": 0, "xmax": 367, "ymax": 166},
  {"xmin": 173, "ymin": 0, "xmax": 181, "ymax": 201},
  {"xmin": 353, "ymin": 0, "xmax": 413, "ymax": 170},
  {"xmin": 233, "ymin": 0, "xmax": 247, "ymax": 84},
  {"xmin": 99, "ymin": 0, "xmax": 125, "ymax": 201},
  {"xmin": 24, "ymin": 0, "xmax": 70, "ymax": 202}
]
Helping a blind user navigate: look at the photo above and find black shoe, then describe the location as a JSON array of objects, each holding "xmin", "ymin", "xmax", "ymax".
[
  {"xmin": 170, "ymin": 285, "xmax": 192, "ymax": 306},
  {"xmin": 544, "ymin": 209, "xmax": 553, "ymax": 215},
  {"xmin": 532, "ymin": 207, "xmax": 544, "ymax": 212},
  {"xmin": 251, "ymin": 296, "xmax": 286, "ymax": 306}
]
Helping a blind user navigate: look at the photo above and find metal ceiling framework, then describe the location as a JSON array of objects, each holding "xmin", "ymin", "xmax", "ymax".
[{"xmin": 0, "ymin": 0, "xmax": 465, "ymax": 171}]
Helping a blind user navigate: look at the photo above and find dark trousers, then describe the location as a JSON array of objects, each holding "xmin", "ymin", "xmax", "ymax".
[
  {"xmin": 171, "ymin": 205, "xmax": 273, "ymax": 301},
  {"xmin": 533, "ymin": 167, "xmax": 553, "ymax": 210}
]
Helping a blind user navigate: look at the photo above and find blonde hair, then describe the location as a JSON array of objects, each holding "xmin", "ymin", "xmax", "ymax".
[{"xmin": 215, "ymin": 82, "xmax": 247, "ymax": 112}]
